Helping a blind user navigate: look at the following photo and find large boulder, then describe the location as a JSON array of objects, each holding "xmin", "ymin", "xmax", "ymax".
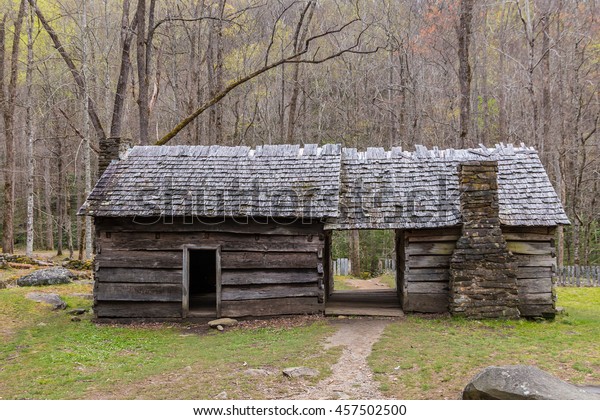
[
  {"xmin": 463, "ymin": 365, "xmax": 600, "ymax": 400},
  {"xmin": 25, "ymin": 292, "xmax": 67, "ymax": 310},
  {"xmin": 17, "ymin": 267, "xmax": 75, "ymax": 287}
]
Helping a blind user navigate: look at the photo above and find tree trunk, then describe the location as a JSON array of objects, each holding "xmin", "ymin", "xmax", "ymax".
[
  {"xmin": 136, "ymin": 0, "xmax": 150, "ymax": 144},
  {"xmin": 286, "ymin": 1, "xmax": 315, "ymax": 143},
  {"xmin": 25, "ymin": 3, "xmax": 35, "ymax": 256},
  {"xmin": 350, "ymin": 230, "xmax": 361, "ymax": 277},
  {"xmin": 82, "ymin": 0, "xmax": 93, "ymax": 259},
  {"xmin": 44, "ymin": 158, "xmax": 54, "ymax": 250},
  {"xmin": 456, "ymin": 0, "xmax": 474, "ymax": 148},
  {"xmin": 110, "ymin": 0, "xmax": 136, "ymax": 138},
  {"xmin": 56, "ymin": 142, "xmax": 64, "ymax": 256},
  {"xmin": 0, "ymin": 1, "xmax": 26, "ymax": 254}
]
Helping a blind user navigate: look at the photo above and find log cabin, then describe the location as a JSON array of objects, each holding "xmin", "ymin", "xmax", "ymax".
[{"xmin": 79, "ymin": 139, "xmax": 569, "ymax": 320}]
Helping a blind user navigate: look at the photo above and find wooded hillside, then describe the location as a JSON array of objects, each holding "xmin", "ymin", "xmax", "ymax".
[{"xmin": 0, "ymin": 0, "xmax": 597, "ymax": 264}]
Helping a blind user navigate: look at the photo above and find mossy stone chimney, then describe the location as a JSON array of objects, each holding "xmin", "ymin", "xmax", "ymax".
[
  {"xmin": 449, "ymin": 161, "xmax": 520, "ymax": 319},
  {"xmin": 98, "ymin": 137, "xmax": 131, "ymax": 176}
]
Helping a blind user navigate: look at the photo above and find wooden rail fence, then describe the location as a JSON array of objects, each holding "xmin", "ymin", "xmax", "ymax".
[
  {"xmin": 333, "ymin": 258, "xmax": 395, "ymax": 276},
  {"xmin": 556, "ymin": 266, "xmax": 600, "ymax": 287},
  {"xmin": 333, "ymin": 258, "xmax": 351, "ymax": 276}
]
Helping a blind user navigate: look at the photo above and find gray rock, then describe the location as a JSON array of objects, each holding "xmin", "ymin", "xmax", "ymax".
[
  {"xmin": 463, "ymin": 365, "xmax": 600, "ymax": 400},
  {"xmin": 245, "ymin": 368, "xmax": 271, "ymax": 377},
  {"xmin": 579, "ymin": 385, "xmax": 600, "ymax": 395},
  {"xmin": 25, "ymin": 292, "xmax": 67, "ymax": 310},
  {"xmin": 67, "ymin": 308, "xmax": 87, "ymax": 315},
  {"xmin": 216, "ymin": 325, "xmax": 224, "ymax": 331},
  {"xmin": 283, "ymin": 367, "xmax": 319, "ymax": 378},
  {"xmin": 17, "ymin": 267, "xmax": 75, "ymax": 287},
  {"xmin": 208, "ymin": 318, "xmax": 238, "ymax": 328},
  {"xmin": 214, "ymin": 391, "xmax": 228, "ymax": 399}
]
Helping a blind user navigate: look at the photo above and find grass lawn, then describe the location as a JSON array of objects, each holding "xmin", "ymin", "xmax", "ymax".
[
  {"xmin": 369, "ymin": 287, "xmax": 600, "ymax": 399},
  {"xmin": 0, "ymin": 283, "xmax": 339, "ymax": 400},
  {"xmin": 333, "ymin": 275, "xmax": 355, "ymax": 290}
]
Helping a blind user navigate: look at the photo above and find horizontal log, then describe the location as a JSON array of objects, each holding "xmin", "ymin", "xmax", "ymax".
[
  {"xmin": 518, "ymin": 292, "xmax": 553, "ymax": 305},
  {"xmin": 96, "ymin": 250, "xmax": 183, "ymax": 269},
  {"xmin": 94, "ymin": 302, "xmax": 182, "ymax": 318},
  {"xmin": 407, "ymin": 282, "xmax": 449, "ymax": 294},
  {"xmin": 404, "ymin": 293, "xmax": 448, "ymax": 313},
  {"xmin": 513, "ymin": 255, "xmax": 556, "ymax": 268},
  {"xmin": 221, "ymin": 251, "xmax": 318, "ymax": 269},
  {"xmin": 407, "ymin": 242, "xmax": 455, "ymax": 256},
  {"xmin": 407, "ymin": 255, "xmax": 451, "ymax": 269},
  {"xmin": 404, "ymin": 268, "xmax": 449, "ymax": 282},
  {"xmin": 95, "ymin": 268, "xmax": 182, "ymax": 284},
  {"xmin": 516, "ymin": 267, "xmax": 553, "ymax": 279},
  {"xmin": 221, "ymin": 297, "xmax": 322, "ymax": 317},
  {"xmin": 221, "ymin": 284, "xmax": 319, "ymax": 301},
  {"xmin": 96, "ymin": 282, "xmax": 182, "ymax": 302},
  {"xmin": 405, "ymin": 228, "xmax": 461, "ymax": 237},
  {"xmin": 519, "ymin": 304, "xmax": 556, "ymax": 318},
  {"xmin": 507, "ymin": 241, "xmax": 554, "ymax": 255},
  {"xmin": 502, "ymin": 232, "xmax": 555, "ymax": 241},
  {"xmin": 96, "ymin": 217, "xmax": 324, "ymax": 235},
  {"xmin": 221, "ymin": 269, "xmax": 319, "ymax": 286},
  {"xmin": 99, "ymin": 232, "xmax": 322, "ymax": 253},
  {"xmin": 502, "ymin": 226, "xmax": 554, "ymax": 235},
  {"xmin": 517, "ymin": 277, "xmax": 552, "ymax": 294},
  {"xmin": 407, "ymin": 234, "xmax": 460, "ymax": 243}
]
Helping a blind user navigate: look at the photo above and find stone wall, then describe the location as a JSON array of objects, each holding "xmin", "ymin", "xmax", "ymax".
[
  {"xmin": 98, "ymin": 137, "xmax": 132, "ymax": 176},
  {"xmin": 449, "ymin": 161, "xmax": 520, "ymax": 319}
]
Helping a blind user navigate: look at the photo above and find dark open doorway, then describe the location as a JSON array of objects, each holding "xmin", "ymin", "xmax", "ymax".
[{"xmin": 188, "ymin": 249, "xmax": 218, "ymax": 316}]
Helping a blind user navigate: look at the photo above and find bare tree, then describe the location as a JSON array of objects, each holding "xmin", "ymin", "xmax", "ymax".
[
  {"xmin": 25, "ymin": 1, "xmax": 34, "ymax": 256},
  {"xmin": 157, "ymin": 7, "xmax": 378, "ymax": 145},
  {"xmin": 0, "ymin": 0, "xmax": 26, "ymax": 254},
  {"xmin": 456, "ymin": 0, "xmax": 474, "ymax": 147}
]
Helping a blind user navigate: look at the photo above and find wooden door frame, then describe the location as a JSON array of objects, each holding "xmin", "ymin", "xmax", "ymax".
[{"xmin": 182, "ymin": 245, "xmax": 222, "ymax": 318}]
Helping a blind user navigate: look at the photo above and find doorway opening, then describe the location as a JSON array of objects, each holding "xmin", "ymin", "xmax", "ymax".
[
  {"xmin": 325, "ymin": 229, "xmax": 402, "ymax": 317},
  {"xmin": 330, "ymin": 229, "xmax": 397, "ymax": 292},
  {"xmin": 187, "ymin": 249, "xmax": 218, "ymax": 316}
]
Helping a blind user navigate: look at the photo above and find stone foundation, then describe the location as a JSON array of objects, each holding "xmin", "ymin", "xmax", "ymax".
[{"xmin": 449, "ymin": 161, "xmax": 520, "ymax": 319}]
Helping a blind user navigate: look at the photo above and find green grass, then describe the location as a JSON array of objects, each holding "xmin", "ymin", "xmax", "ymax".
[
  {"xmin": 0, "ymin": 283, "xmax": 339, "ymax": 399},
  {"xmin": 378, "ymin": 273, "xmax": 396, "ymax": 288},
  {"xmin": 369, "ymin": 287, "xmax": 600, "ymax": 399},
  {"xmin": 333, "ymin": 275, "xmax": 355, "ymax": 290}
]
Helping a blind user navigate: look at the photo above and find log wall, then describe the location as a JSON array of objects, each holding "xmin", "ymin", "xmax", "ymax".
[
  {"xmin": 504, "ymin": 226, "xmax": 557, "ymax": 318},
  {"xmin": 94, "ymin": 217, "xmax": 325, "ymax": 318},
  {"xmin": 397, "ymin": 228, "xmax": 458, "ymax": 313},
  {"xmin": 397, "ymin": 226, "xmax": 556, "ymax": 317}
]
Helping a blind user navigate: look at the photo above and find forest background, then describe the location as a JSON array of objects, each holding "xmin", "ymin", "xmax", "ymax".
[{"xmin": 0, "ymin": 0, "xmax": 597, "ymax": 271}]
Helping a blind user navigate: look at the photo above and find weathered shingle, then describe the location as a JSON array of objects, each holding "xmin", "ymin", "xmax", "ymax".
[
  {"xmin": 330, "ymin": 144, "xmax": 570, "ymax": 229},
  {"xmin": 79, "ymin": 143, "xmax": 569, "ymax": 228}
]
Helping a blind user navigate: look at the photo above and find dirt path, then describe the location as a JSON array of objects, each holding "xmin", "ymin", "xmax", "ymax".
[
  {"xmin": 289, "ymin": 318, "xmax": 392, "ymax": 400},
  {"xmin": 342, "ymin": 277, "xmax": 392, "ymax": 290}
]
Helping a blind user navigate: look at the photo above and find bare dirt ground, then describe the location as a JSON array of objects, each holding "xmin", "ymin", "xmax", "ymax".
[
  {"xmin": 342, "ymin": 277, "xmax": 392, "ymax": 290},
  {"xmin": 288, "ymin": 318, "xmax": 392, "ymax": 400}
]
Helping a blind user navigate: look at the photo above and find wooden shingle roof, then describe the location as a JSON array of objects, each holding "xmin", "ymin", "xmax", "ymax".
[
  {"xmin": 332, "ymin": 144, "xmax": 570, "ymax": 229},
  {"xmin": 79, "ymin": 143, "xmax": 569, "ymax": 228}
]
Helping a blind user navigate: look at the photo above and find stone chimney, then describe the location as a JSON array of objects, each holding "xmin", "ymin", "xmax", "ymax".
[
  {"xmin": 98, "ymin": 137, "xmax": 131, "ymax": 176},
  {"xmin": 449, "ymin": 161, "xmax": 520, "ymax": 319}
]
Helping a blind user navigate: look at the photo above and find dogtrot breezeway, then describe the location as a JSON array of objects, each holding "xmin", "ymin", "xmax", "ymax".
[{"xmin": 325, "ymin": 289, "xmax": 404, "ymax": 317}]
